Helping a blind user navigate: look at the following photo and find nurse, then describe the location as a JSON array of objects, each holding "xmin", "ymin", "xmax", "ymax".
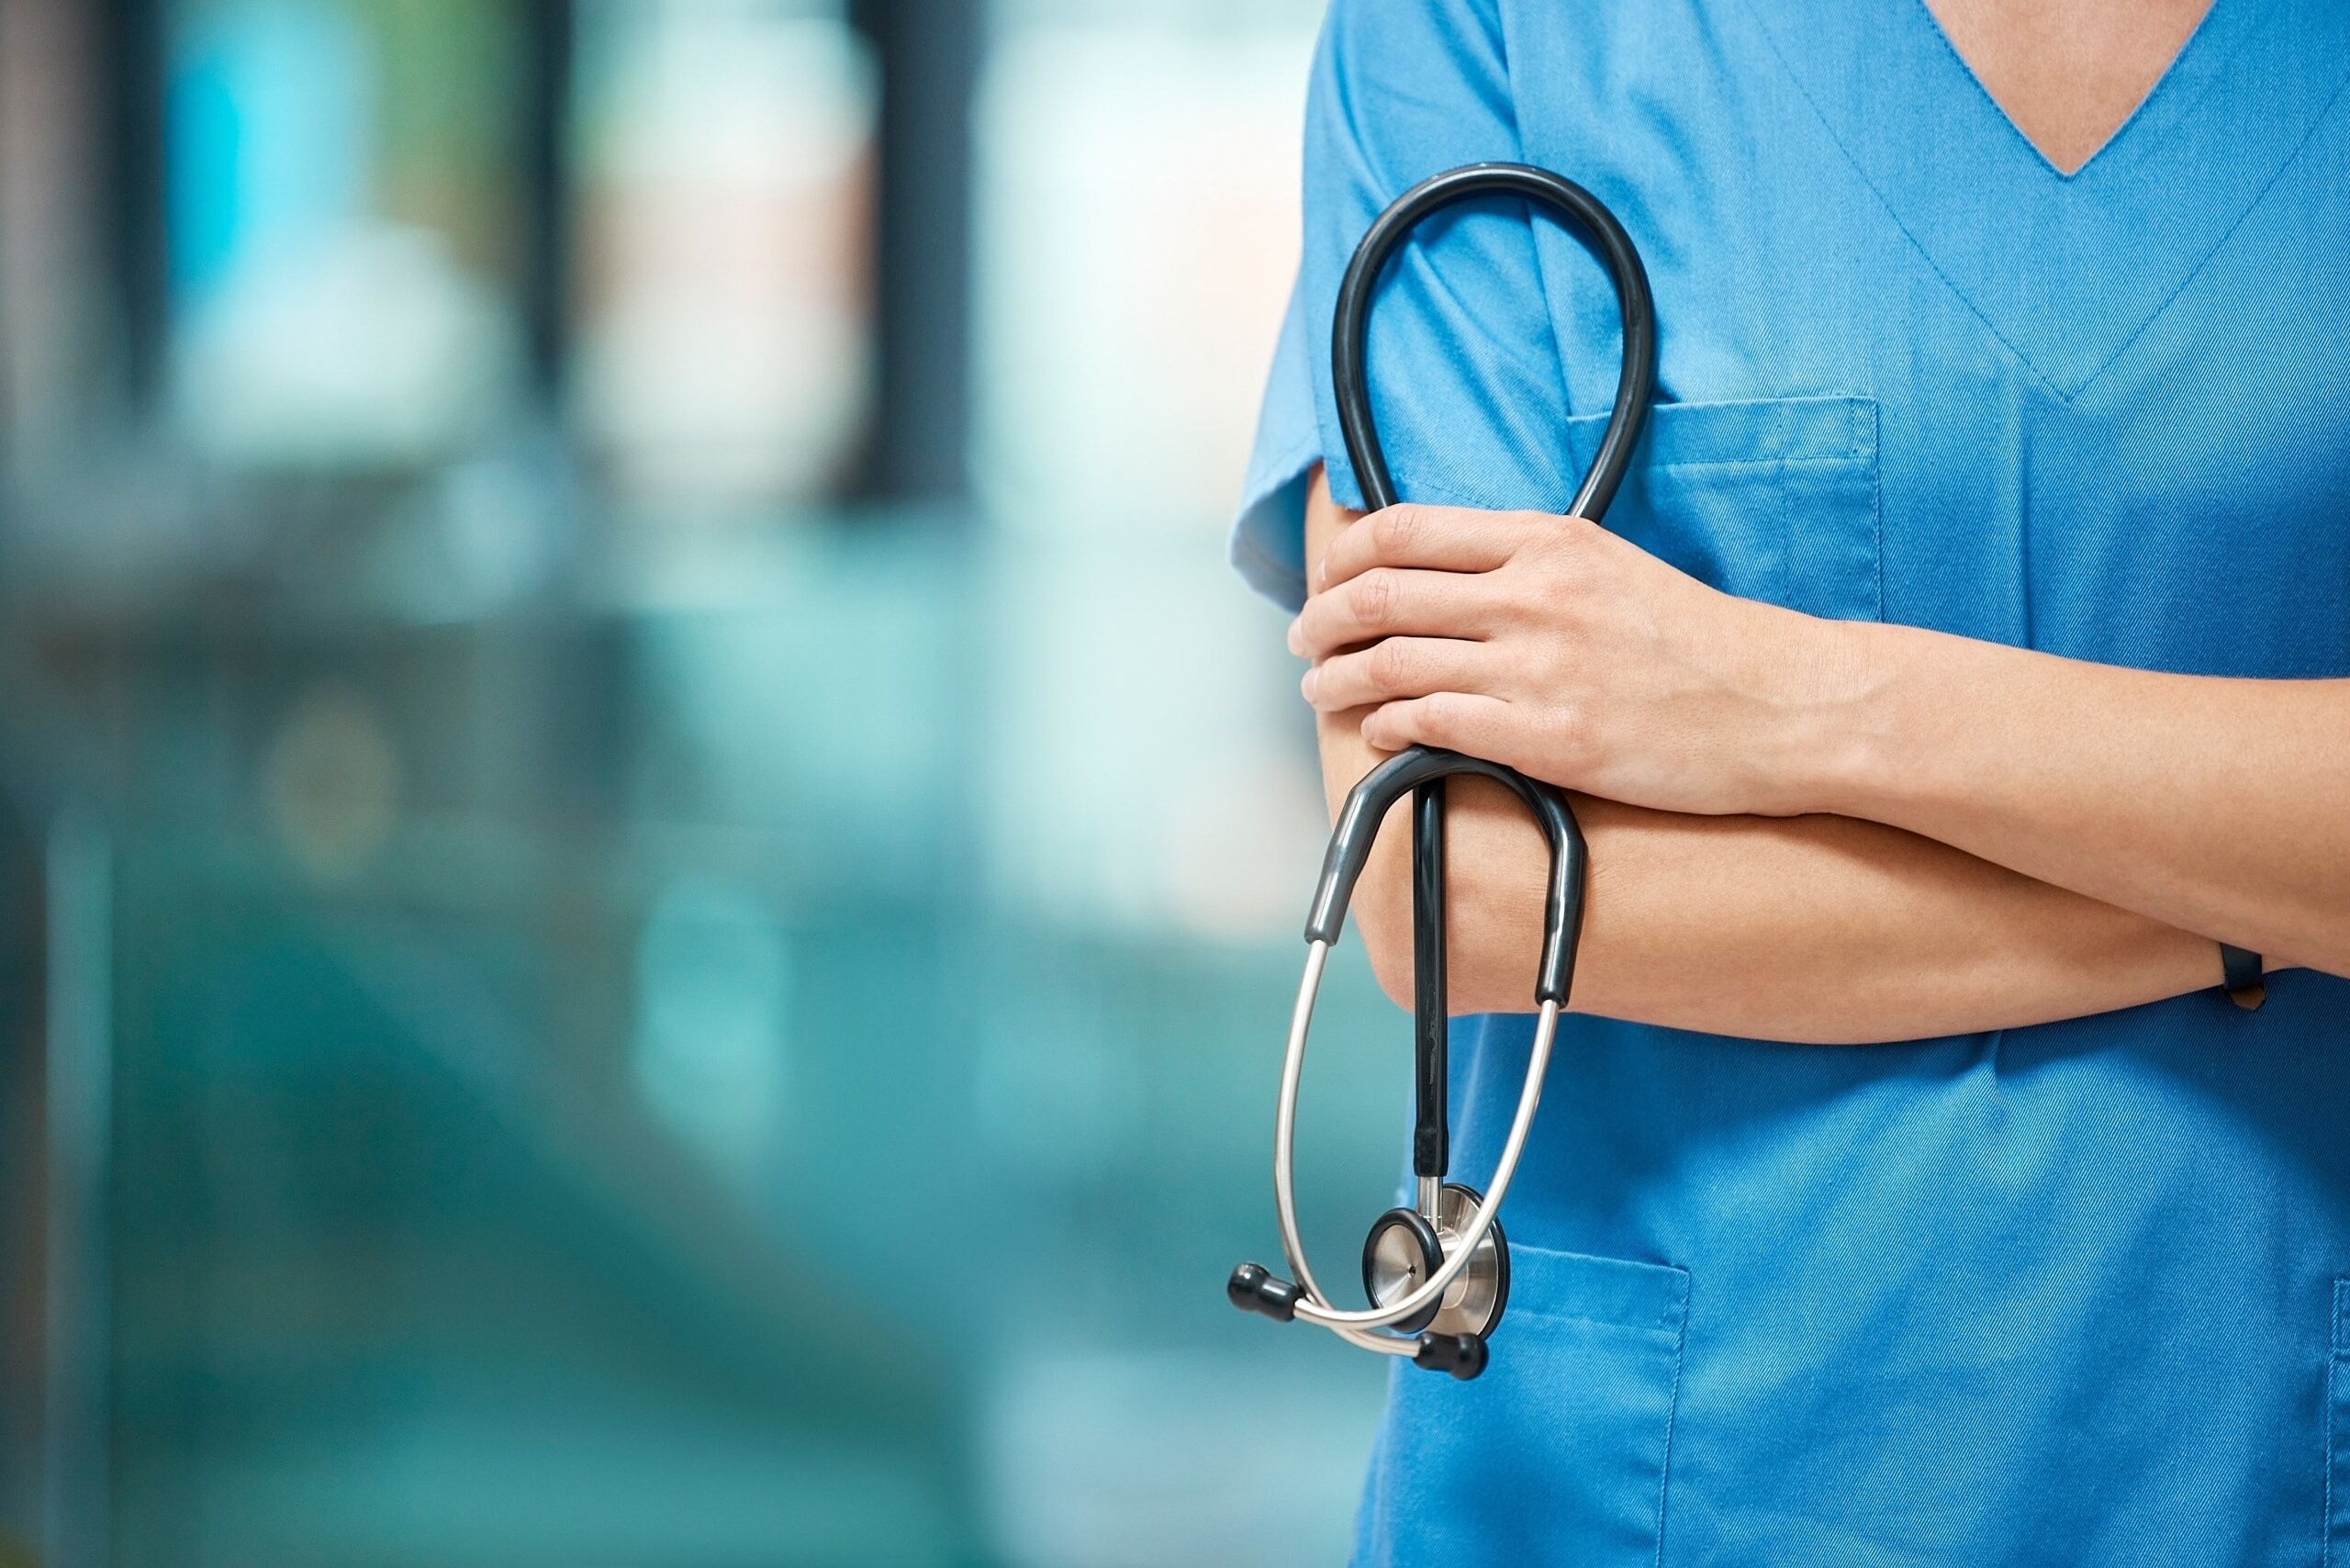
[{"xmin": 1234, "ymin": 0, "xmax": 2350, "ymax": 1562}]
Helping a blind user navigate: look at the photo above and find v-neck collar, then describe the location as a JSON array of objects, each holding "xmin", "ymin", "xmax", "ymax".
[
  {"xmin": 1917, "ymin": 0, "xmax": 2221, "ymax": 181},
  {"xmin": 1740, "ymin": 0, "xmax": 2350, "ymax": 398}
]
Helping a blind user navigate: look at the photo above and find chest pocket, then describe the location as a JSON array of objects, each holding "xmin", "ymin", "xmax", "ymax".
[{"xmin": 1570, "ymin": 394, "xmax": 1883, "ymax": 622}]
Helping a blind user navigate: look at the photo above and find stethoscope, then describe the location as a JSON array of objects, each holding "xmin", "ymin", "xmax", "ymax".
[{"xmin": 1226, "ymin": 163, "xmax": 1657, "ymax": 1380}]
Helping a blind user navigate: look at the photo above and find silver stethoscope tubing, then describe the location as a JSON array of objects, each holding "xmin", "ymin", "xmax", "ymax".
[{"xmin": 1227, "ymin": 163, "xmax": 1656, "ymax": 1380}]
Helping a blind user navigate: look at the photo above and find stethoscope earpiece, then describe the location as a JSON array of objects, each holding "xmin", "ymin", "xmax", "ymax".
[
  {"xmin": 1413, "ymin": 1333, "xmax": 1488, "ymax": 1382},
  {"xmin": 1226, "ymin": 162, "xmax": 1654, "ymax": 1379}
]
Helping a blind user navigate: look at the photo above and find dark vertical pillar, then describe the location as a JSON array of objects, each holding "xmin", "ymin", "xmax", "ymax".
[
  {"xmin": 0, "ymin": 13, "xmax": 16, "ymax": 463},
  {"xmin": 95, "ymin": 0, "xmax": 167, "ymax": 417},
  {"xmin": 517, "ymin": 0, "xmax": 573, "ymax": 404},
  {"xmin": 847, "ymin": 0, "xmax": 978, "ymax": 506}
]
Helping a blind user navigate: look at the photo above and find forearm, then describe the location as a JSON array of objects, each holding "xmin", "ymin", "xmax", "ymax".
[
  {"xmin": 1815, "ymin": 627, "xmax": 2350, "ymax": 974},
  {"xmin": 1317, "ymin": 706, "xmax": 2219, "ymax": 1043}
]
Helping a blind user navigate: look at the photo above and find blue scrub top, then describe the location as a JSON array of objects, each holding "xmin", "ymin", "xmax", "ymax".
[{"xmin": 1233, "ymin": 0, "xmax": 2350, "ymax": 1562}]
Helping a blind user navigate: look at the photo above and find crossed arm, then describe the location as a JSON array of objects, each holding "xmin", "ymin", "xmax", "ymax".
[{"xmin": 1296, "ymin": 474, "xmax": 2350, "ymax": 1043}]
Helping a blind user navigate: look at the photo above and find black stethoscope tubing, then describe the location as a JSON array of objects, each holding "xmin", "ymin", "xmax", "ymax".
[
  {"xmin": 1229, "ymin": 162, "xmax": 1659, "ymax": 1379},
  {"xmin": 1337, "ymin": 162, "xmax": 1656, "ymax": 1206}
]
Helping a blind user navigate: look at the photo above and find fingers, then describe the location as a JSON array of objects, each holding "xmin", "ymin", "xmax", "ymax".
[
  {"xmin": 1359, "ymin": 692, "xmax": 1518, "ymax": 760},
  {"xmin": 1288, "ymin": 567, "xmax": 1493, "ymax": 658},
  {"xmin": 1302, "ymin": 637, "xmax": 1487, "ymax": 712},
  {"xmin": 1315, "ymin": 504, "xmax": 1546, "ymax": 592}
]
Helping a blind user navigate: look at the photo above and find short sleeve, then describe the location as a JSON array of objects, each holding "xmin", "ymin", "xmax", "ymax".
[
  {"xmin": 1227, "ymin": 0, "xmax": 1580, "ymax": 610},
  {"xmin": 1229, "ymin": 277, "xmax": 1319, "ymax": 606}
]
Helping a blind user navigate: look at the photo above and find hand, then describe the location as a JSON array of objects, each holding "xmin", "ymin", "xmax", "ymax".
[{"xmin": 1288, "ymin": 504, "xmax": 1871, "ymax": 817}]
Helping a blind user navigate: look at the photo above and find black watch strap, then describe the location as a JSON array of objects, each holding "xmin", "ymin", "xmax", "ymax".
[{"xmin": 2220, "ymin": 943, "xmax": 2266, "ymax": 1011}]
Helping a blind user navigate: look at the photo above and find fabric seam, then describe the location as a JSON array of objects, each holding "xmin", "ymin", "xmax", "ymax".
[
  {"xmin": 1239, "ymin": 434, "xmax": 1320, "ymax": 515},
  {"xmin": 1384, "ymin": 451, "xmax": 1874, "ymax": 518},
  {"xmin": 1778, "ymin": 454, "xmax": 1794, "ymax": 613},
  {"xmin": 1641, "ymin": 454, "xmax": 1875, "ymax": 470},
  {"xmin": 1905, "ymin": 0, "xmax": 2243, "ymax": 184},
  {"xmin": 1506, "ymin": 1307, "xmax": 1685, "ymax": 1335},
  {"xmin": 1230, "ymin": 435, "xmax": 1321, "ymax": 601},
  {"xmin": 1654, "ymin": 1276, "xmax": 1690, "ymax": 1568},
  {"xmin": 1231, "ymin": 524, "xmax": 1307, "ymax": 593},
  {"xmin": 2071, "ymin": 62, "xmax": 2350, "ymax": 398},
  {"xmin": 1739, "ymin": 0, "xmax": 2350, "ymax": 404}
]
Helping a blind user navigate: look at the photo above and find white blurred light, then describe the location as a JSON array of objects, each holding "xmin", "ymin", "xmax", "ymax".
[
  {"xmin": 976, "ymin": 27, "xmax": 1312, "ymax": 532},
  {"xmin": 574, "ymin": 9, "xmax": 876, "ymax": 505},
  {"xmin": 175, "ymin": 220, "xmax": 522, "ymax": 468},
  {"xmin": 973, "ymin": 22, "xmax": 1326, "ymax": 938},
  {"xmin": 167, "ymin": 1, "xmax": 524, "ymax": 468}
]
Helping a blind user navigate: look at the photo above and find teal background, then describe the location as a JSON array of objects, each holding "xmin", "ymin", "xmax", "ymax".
[{"xmin": 0, "ymin": 1, "xmax": 1401, "ymax": 1562}]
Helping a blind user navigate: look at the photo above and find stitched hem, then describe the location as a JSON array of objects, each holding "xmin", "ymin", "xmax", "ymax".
[
  {"xmin": 1227, "ymin": 436, "xmax": 1321, "ymax": 609},
  {"xmin": 1654, "ymin": 1278, "xmax": 1690, "ymax": 1568}
]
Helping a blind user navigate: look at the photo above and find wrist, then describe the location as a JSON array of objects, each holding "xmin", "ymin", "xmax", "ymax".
[{"xmin": 1779, "ymin": 617, "xmax": 1916, "ymax": 820}]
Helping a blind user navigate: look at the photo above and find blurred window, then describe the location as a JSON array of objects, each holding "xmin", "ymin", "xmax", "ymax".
[
  {"xmin": 971, "ymin": 0, "xmax": 1328, "ymax": 942},
  {"xmin": 572, "ymin": 0, "xmax": 876, "ymax": 510},
  {"xmin": 165, "ymin": 0, "xmax": 530, "ymax": 469},
  {"xmin": 976, "ymin": 0, "xmax": 1323, "ymax": 535}
]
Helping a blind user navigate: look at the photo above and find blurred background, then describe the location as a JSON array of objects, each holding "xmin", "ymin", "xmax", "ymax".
[{"xmin": 0, "ymin": 1, "xmax": 1418, "ymax": 1562}]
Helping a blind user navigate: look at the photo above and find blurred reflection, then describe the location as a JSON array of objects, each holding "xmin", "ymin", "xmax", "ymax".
[
  {"xmin": 632, "ymin": 874, "xmax": 793, "ymax": 1181},
  {"xmin": 260, "ymin": 679, "xmax": 403, "ymax": 878}
]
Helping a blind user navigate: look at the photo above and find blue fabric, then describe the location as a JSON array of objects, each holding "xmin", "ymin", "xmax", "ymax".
[{"xmin": 1232, "ymin": 0, "xmax": 2350, "ymax": 1561}]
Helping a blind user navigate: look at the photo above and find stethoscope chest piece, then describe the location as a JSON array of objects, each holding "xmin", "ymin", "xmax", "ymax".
[{"xmin": 1364, "ymin": 1183, "xmax": 1509, "ymax": 1340}]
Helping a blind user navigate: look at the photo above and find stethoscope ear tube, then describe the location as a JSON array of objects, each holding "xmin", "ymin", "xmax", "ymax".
[
  {"xmin": 1333, "ymin": 162, "xmax": 1656, "ymax": 521},
  {"xmin": 1306, "ymin": 745, "xmax": 1587, "ymax": 1004}
]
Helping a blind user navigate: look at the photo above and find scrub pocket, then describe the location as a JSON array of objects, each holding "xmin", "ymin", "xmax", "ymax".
[
  {"xmin": 1569, "ymin": 394, "xmax": 1883, "ymax": 622},
  {"xmin": 1353, "ymin": 1245, "xmax": 1690, "ymax": 1567}
]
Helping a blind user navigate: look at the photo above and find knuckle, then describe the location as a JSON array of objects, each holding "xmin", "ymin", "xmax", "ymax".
[
  {"xmin": 1351, "ymin": 570, "xmax": 1399, "ymax": 629},
  {"xmin": 1536, "ymin": 517, "xmax": 1583, "ymax": 556},
  {"xmin": 1565, "ymin": 516, "xmax": 1611, "ymax": 557},
  {"xmin": 1413, "ymin": 692, "xmax": 1460, "ymax": 735},
  {"xmin": 1374, "ymin": 505, "xmax": 1424, "ymax": 554},
  {"xmin": 1529, "ymin": 526, "xmax": 1586, "ymax": 582},
  {"xmin": 1366, "ymin": 638, "xmax": 1416, "ymax": 689}
]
